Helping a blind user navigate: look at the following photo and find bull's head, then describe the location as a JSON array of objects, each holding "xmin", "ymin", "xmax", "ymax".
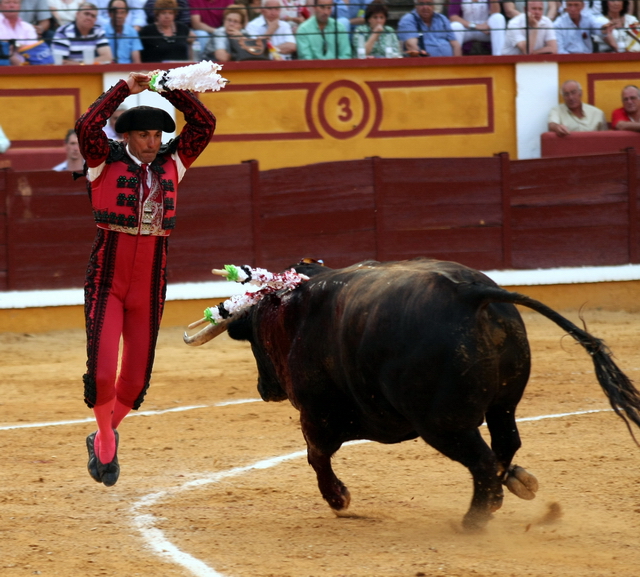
[{"xmin": 183, "ymin": 303, "xmax": 288, "ymax": 402}]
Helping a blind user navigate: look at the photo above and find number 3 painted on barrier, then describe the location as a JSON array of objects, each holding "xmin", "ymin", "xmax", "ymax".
[{"xmin": 337, "ymin": 96, "xmax": 353, "ymax": 122}]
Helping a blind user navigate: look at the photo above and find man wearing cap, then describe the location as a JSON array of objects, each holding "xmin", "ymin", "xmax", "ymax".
[{"xmin": 75, "ymin": 70, "xmax": 216, "ymax": 487}]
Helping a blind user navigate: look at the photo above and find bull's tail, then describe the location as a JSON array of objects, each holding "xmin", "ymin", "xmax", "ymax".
[{"xmin": 464, "ymin": 282, "xmax": 640, "ymax": 446}]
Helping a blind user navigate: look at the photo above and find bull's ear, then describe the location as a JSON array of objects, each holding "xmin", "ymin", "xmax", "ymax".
[{"xmin": 183, "ymin": 321, "xmax": 228, "ymax": 346}]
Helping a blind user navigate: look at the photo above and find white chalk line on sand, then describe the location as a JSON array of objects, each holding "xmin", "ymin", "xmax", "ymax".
[
  {"xmin": 0, "ymin": 400, "xmax": 616, "ymax": 576},
  {"xmin": 130, "ymin": 406, "xmax": 613, "ymax": 577},
  {"xmin": 0, "ymin": 398, "xmax": 262, "ymax": 431}
]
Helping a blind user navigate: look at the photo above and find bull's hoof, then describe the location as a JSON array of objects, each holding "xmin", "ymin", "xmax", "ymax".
[
  {"xmin": 461, "ymin": 510, "xmax": 491, "ymax": 532},
  {"xmin": 504, "ymin": 465, "xmax": 538, "ymax": 500},
  {"xmin": 327, "ymin": 485, "xmax": 351, "ymax": 513}
]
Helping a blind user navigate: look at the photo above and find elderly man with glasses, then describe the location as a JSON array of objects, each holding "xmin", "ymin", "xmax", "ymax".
[
  {"xmin": 52, "ymin": 1, "xmax": 114, "ymax": 62},
  {"xmin": 547, "ymin": 79, "xmax": 607, "ymax": 137}
]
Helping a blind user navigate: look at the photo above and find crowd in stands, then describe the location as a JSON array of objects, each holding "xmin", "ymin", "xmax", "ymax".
[{"xmin": 1, "ymin": 0, "xmax": 640, "ymax": 64}]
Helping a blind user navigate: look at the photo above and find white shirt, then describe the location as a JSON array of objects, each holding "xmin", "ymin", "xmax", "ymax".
[
  {"xmin": 461, "ymin": 0, "xmax": 490, "ymax": 25},
  {"xmin": 502, "ymin": 13, "xmax": 556, "ymax": 55},
  {"xmin": 245, "ymin": 15, "xmax": 295, "ymax": 60}
]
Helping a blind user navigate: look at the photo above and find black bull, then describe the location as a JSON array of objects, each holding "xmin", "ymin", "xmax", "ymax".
[{"xmin": 185, "ymin": 258, "xmax": 640, "ymax": 529}]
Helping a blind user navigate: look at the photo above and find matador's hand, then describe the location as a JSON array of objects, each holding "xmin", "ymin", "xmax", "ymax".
[{"xmin": 127, "ymin": 72, "xmax": 151, "ymax": 95}]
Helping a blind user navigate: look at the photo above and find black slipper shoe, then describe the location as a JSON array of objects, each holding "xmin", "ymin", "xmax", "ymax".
[
  {"xmin": 97, "ymin": 430, "xmax": 120, "ymax": 487},
  {"xmin": 86, "ymin": 432, "xmax": 102, "ymax": 483}
]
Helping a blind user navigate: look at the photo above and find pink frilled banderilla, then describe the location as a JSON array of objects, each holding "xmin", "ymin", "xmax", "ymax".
[{"xmin": 189, "ymin": 265, "xmax": 310, "ymax": 329}]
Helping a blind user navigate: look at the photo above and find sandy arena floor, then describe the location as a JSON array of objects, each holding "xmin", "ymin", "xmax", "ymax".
[{"xmin": 1, "ymin": 309, "xmax": 640, "ymax": 577}]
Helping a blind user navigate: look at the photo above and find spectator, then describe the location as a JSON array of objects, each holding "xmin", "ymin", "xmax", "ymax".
[
  {"xmin": 502, "ymin": 1, "xmax": 559, "ymax": 21},
  {"xmin": 0, "ymin": 0, "xmax": 38, "ymax": 64},
  {"xmin": 96, "ymin": 0, "xmax": 145, "ymax": 30},
  {"xmin": 49, "ymin": 0, "xmax": 83, "ymax": 27},
  {"xmin": 612, "ymin": 85, "xmax": 640, "ymax": 131},
  {"xmin": 554, "ymin": 0, "xmax": 616, "ymax": 53},
  {"xmin": 448, "ymin": 0, "xmax": 506, "ymax": 55},
  {"xmin": 352, "ymin": 0, "xmax": 402, "ymax": 57},
  {"xmin": 103, "ymin": 105, "xmax": 126, "ymax": 139},
  {"xmin": 594, "ymin": 0, "xmax": 640, "ymax": 52},
  {"xmin": 53, "ymin": 129, "xmax": 83, "ymax": 171},
  {"xmin": 202, "ymin": 3, "xmax": 247, "ymax": 61},
  {"xmin": 548, "ymin": 79, "xmax": 607, "ymax": 136},
  {"xmin": 245, "ymin": 0, "xmax": 296, "ymax": 59},
  {"xmin": 20, "ymin": 0, "xmax": 52, "ymax": 41},
  {"xmin": 143, "ymin": 0, "xmax": 189, "ymax": 26},
  {"xmin": 190, "ymin": 0, "xmax": 234, "ymax": 36},
  {"xmin": 397, "ymin": 0, "xmax": 461, "ymax": 57},
  {"xmin": 0, "ymin": 123, "xmax": 10, "ymax": 153},
  {"xmin": 280, "ymin": 0, "xmax": 308, "ymax": 32},
  {"xmin": 104, "ymin": 0, "xmax": 142, "ymax": 62},
  {"xmin": 295, "ymin": 0, "xmax": 351, "ymax": 59},
  {"xmin": 52, "ymin": 2, "xmax": 114, "ymax": 62},
  {"xmin": 502, "ymin": 0, "xmax": 557, "ymax": 54},
  {"xmin": 139, "ymin": 0, "xmax": 193, "ymax": 61},
  {"xmin": 331, "ymin": 0, "xmax": 372, "ymax": 32}
]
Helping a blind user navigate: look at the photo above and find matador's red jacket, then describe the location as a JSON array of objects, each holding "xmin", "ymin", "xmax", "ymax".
[{"xmin": 75, "ymin": 79, "xmax": 216, "ymax": 236}]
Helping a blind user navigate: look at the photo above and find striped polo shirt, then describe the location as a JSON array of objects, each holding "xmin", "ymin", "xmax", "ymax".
[{"xmin": 52, "ymin": 22, "xmax": 110, "ymax": 61}]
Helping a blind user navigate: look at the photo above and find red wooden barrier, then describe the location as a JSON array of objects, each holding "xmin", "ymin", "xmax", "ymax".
[
  {"xmin": 2, "ymin": 151, "xmax": 639, "ymax": 292},
  {"xmin": 509, "ymin": 153, "xmax": 634, "ymax": 268},
  {"xmin": 541, "ymin": 131, "xmax": 640, "ymax": 158}
]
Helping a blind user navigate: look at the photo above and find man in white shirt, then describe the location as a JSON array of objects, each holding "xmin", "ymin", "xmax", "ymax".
[
  {"xmin": 548, "ymin": 79, "xmax": 607, "ymax": 136},
  {"xmin": 502, "ymin": 0, "xmax": 557, "ymax": 54},
  {"xmin": 53, "ymin": 129, "xmax": 84, "ymax": 172},
  {"xmin": 246, "ymin": 0, "xmax": 296, "ymax": 60}
]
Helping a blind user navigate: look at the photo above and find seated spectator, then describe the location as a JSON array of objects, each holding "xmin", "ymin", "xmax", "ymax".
[
  {"xmin": 20, "ymin": 0, "xmax": 53, "ymax": 42},
  {"xmin": 143, "ymin": 0, "xmax": 189, "ymax": 26},
  {"xmin": 203, "ymin": 4, "xmax": 268, "ymax": 62},
  {"xmin": 104, "ymin": 0, "xmax": 142, "ymax": 62},
  {"xmin": 554, "ymin": 0, "xmax": 616, "ymax": 53},
  {"xmin": 331, "ymin": 0, "xmax": 372, "ymax": 33},
  {"xmin": 96, "ymin": 0, "xmax": 145, "ymax": 30},
  {"xmin": 548, "ymin": 80, "xmax": 607, "ymax": 137},
  {"xmin": 502, "ymin": 1, "xmax": 559, "ymax": 21},
  {"xmin": 103, "ymin": 105, "xmax": 126, "ymax": 139},
  {"xmin": 594, "ymin": 0, "xmax": 640, "ymax": 52},
  {"xmin": 190, "ymin": 0, "xmax": 235, "ymax": 37},
  {"xmin": 53, "ymin": 129, "xmax": 83, "ymax": 172},
  {"xmin": 49, "ymin": 0, "xmax": 83, "ymax": 27},
  {"xmin": 502, "ymin": 0, "xmax": 557, "ymax": 54},
  {"xmin": 245, "ymin": 0, "xmax": 296, "ymax": 59},
  {"xmin": 397, "ymin": 0, "xmax": 461, "ymax": 57},
  {"xmin": 139, "ymin": 0, "xmax": 193, "ymax": 61},
  {"xmin": 295, "ymin": 0, "xmax": 351, "ymax": 59},
  {"xmin": 612, "ymin": 85, "xmax": 640, "ymax": 131},
  {"xmin": 280, "ymin": 0, "xmax": 308, "ymax": 32},
  {"xmin": 52, "ymin": 2, "xmax": 113, "ymax": 62},
  {"xmin": 0, "ymin": 123, "xmax": 10, "ymax": 153},
  {"xmin": 448, "ymin": 0, "xmax": 506, "ymax": 55},
  {"xmin": 1, "ymin": 0, "xmax": 46, "ymax": 64},
  {"xmin": 352, "ymin": 0, "xmax": 401, "ymax": 57}
]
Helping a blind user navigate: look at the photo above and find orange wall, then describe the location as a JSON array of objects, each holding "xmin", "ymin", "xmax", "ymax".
[{"xmin": 0, "ymin": 55, "xmax": 638, "ymax": 170}]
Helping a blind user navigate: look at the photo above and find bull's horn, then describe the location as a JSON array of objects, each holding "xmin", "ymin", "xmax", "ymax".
[
  {"xmin": 211, "ymin": 268, "xmax": 229, "ymax": 277},
  {"xmin": 183, "ymin": 320, "xmax": 228, "ymax": 346}
]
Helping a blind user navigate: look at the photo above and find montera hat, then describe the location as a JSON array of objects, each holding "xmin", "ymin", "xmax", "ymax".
[{"xmin": 114, "ymin": 106, "xmax": 176, "ymax": 133}]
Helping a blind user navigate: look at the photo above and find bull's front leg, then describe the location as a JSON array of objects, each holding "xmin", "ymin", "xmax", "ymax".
[{"xmin": 300, "ymin": 411, "xmax": 351, "ymax": 512}]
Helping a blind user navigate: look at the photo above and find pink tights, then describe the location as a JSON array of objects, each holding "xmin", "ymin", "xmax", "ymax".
[{"xmin": 92, "ymin": 399, "xmax": 131, "ymax": 463}]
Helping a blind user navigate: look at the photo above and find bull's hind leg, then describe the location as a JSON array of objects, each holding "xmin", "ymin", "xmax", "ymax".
[
  {"xmin": 300, "ymin": 410, "xmax": 351, "ymax": 512},
  {"xmin": 420, "ymin": 427, "xmax": 503, "ymax": 531},
  {"xmin": 486, "ymin": 406, "xmax": 539, "ymax": 501}
]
